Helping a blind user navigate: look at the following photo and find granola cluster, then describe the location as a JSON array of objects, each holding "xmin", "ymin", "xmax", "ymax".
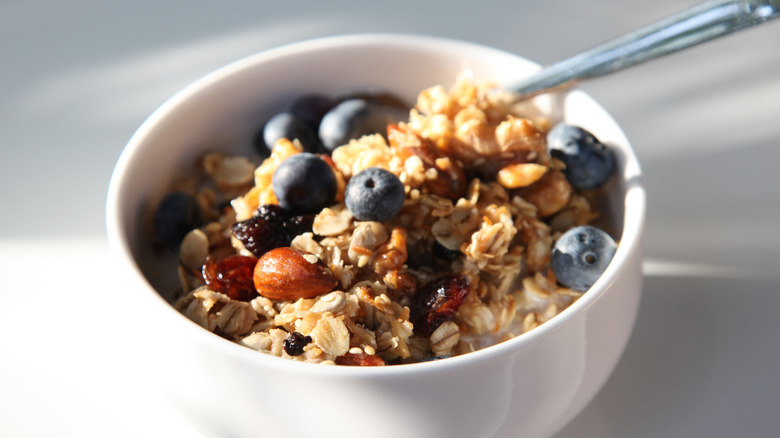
[{"xmin": 169, "ymin": 75, "xmax": 603, "ymax": 365}]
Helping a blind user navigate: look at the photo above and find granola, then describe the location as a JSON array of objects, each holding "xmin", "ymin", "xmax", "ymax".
[{"xmin": 164, "ymin": 75, "xmax": 610, "ymax": 365}]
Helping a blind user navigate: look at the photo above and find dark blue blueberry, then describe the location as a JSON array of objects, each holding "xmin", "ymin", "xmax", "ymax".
[
  {"xmin": 271, "ymin": 153, "xmax": 336, "ymax": 214},
  {"xmin": 547, "ymin": 123, "xmax": 614, "ymax": 190},
  {"xmin": 318, "ymin": 99, "xmax": 407, "ymax": 152},
  {"xmin": 344, "ymin": 167, "xmax": 405, "ymax": 222},
  {"xmin": 288, "ymin": 94, "xmax": 336, "ymax": 128},
  {"xmin": 154, "ymin": 192, "xmax": 203, "ymax": 248},
  {"xmin": 551, "ymin": 225, "xmax": 617, "ymax": 292},
  {"xmin": 262, "ymin": 112, "xmax": 320, "ymax": 153}
]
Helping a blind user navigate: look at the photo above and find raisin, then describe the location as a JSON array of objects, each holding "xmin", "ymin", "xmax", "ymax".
[
  {"xmin": 283, "ymin": 332, "xmax": 312, "ymax": 356},
  {"xmin": 232, "ymin": 216, "xmax": 290, "ymax": 256},
  {"xmin": 232, "ymin": 205, "xmax": 314, "ymax": 257},
  {"xmin": 335, "ymin": 352, "xmax": 386, "ymax": 366},
  {"xmin": 202, "ymin": 255, "xmax": 259, "ymax": 301},
  {"xmin": 409, "ymin": 274, "xmax": 470, "ymax": 335},
  {"xmin": 284, "ymin": 213, "xmax": 315, "ymax": 236},
  {"xmin": 255, "ymin": 204, "xmax": 286, "ymax": 222}
]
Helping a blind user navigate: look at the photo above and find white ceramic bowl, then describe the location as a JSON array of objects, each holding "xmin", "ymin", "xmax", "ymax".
[{"xmin": 106, "ymin": 34, "xmax": 645, "ymax": 438}]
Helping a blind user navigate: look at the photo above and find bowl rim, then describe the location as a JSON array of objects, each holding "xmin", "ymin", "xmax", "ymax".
[{"xmin": 106, "ymin": 32, "xmax": 646, "ymax": 377}]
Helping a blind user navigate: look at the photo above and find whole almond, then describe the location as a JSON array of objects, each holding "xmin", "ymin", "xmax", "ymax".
[{"xmin": 253, "ymin": 247, "xmax": 337, "ymax": 300}]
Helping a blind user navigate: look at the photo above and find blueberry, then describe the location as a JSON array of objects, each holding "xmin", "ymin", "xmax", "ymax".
[
  {"xmin": 154, "ymin": 192, "xmax": 203, "ymax": 248},
  {"xmin": 272, "ymin": 153, "xmax": 336, "ymax": 214},
  {"xmin": 344, "ymin": 167, "xmax": 405, "ymax": 221},
  {"xmin": 547, "ymin": 123, "xmax": 614, "ymax": 190},
  {"xmin": 318, "ymin": 99, "xmax": 406, "ymax": 152},
  {"xmin": 288, "ymin": 94, "xmax": 336, "ymax": 128},
  {"xmin": 551, "ymin": 225, "xmax": 617, "ymax": 292},
  {"xmin": 262, "ymin": 112, "xmax": 320, "ymax": 153}
]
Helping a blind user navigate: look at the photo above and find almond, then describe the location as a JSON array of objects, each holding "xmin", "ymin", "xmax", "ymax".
[{"xmin": 253, "ymin": 247, "xmax": 337, "ymax": 300}]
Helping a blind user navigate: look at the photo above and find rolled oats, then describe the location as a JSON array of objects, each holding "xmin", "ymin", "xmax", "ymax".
[
  {"xmin": 430, "ymin": 321, "xmax": 460, "ymax": 356},
  {"xmin": 348, "ymin": 221, "xmax": 389, "ymax": 267},
  {"xmin": 312, "ymin": 205, "xmax": 354, "ymax": 236},
  {"xmin": 310, "ymin": 314, "xmax": 350, "ymax": 357}
]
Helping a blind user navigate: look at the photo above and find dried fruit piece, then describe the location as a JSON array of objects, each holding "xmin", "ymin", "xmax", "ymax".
[
  {"xmin": 232, "ymin": 216, "xmax": 288, "ymax": 257},
  {"xmin": 232, "ymin": 204, "xmax": 314, "ymax": 257},
  {"xmin": 283, "ymin": 331, "xmax": 313, "ymax": 356},
  {"xmin": 202, "ymin": 255, "xmax": 259, "ymax": 301},
  {"xmin": 409, "ymin": 274, "xmax": 470, "ymax": 335},
  {"xmin": 253, "ymin": 247, "xmax": 337, "ymax": 300},
  {"xmin": 335, "ymin": 352, "xmax": 386, "ymax": 366}
]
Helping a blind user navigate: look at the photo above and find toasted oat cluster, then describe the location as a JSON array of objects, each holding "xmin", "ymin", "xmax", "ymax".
[{"xmin": 169, "ymin": 75, "xmax": 604, "ymax": 365}]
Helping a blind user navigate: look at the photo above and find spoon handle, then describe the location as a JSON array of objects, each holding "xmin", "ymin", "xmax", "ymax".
[{"xmin": 508, "ymin": 0, "xmax": 780, "ymax": 100}]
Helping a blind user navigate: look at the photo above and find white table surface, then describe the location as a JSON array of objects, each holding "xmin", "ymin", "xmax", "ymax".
[{"xmin": 2, "ymin": 1, "xmax": 779, "ymax": 437}]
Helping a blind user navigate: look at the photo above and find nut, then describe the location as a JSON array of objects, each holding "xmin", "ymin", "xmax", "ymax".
[
  {"xmin": 496, "ymin": 162, "xmax": 547, "ymax": 189},
  {"xmin": 517, "ymin": 169, "xmax": 572, "ymax": 217},
  {"xmin": 253, "ymin": 247, "xmax": 338, "ymax": 300}
]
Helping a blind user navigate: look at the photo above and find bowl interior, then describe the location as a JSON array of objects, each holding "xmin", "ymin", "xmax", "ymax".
[{"xmin": 106, "ymin": 33, "xmax": 643, "ymax": 366}]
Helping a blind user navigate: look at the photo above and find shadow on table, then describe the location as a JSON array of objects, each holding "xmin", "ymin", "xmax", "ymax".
[{"xmin": 554, "ymin": 273, "xmax": 780, "ymax": 438}]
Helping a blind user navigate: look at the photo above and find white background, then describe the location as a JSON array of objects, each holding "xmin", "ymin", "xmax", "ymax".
[{"xmin": 2, "ymin": 1, "xmax": 779, "ymax": 436}]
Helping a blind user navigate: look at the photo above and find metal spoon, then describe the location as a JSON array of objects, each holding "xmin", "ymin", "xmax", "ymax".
[{"xmin": 507, "ymin": 0, "xmax": 780, "ymax": 101}]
